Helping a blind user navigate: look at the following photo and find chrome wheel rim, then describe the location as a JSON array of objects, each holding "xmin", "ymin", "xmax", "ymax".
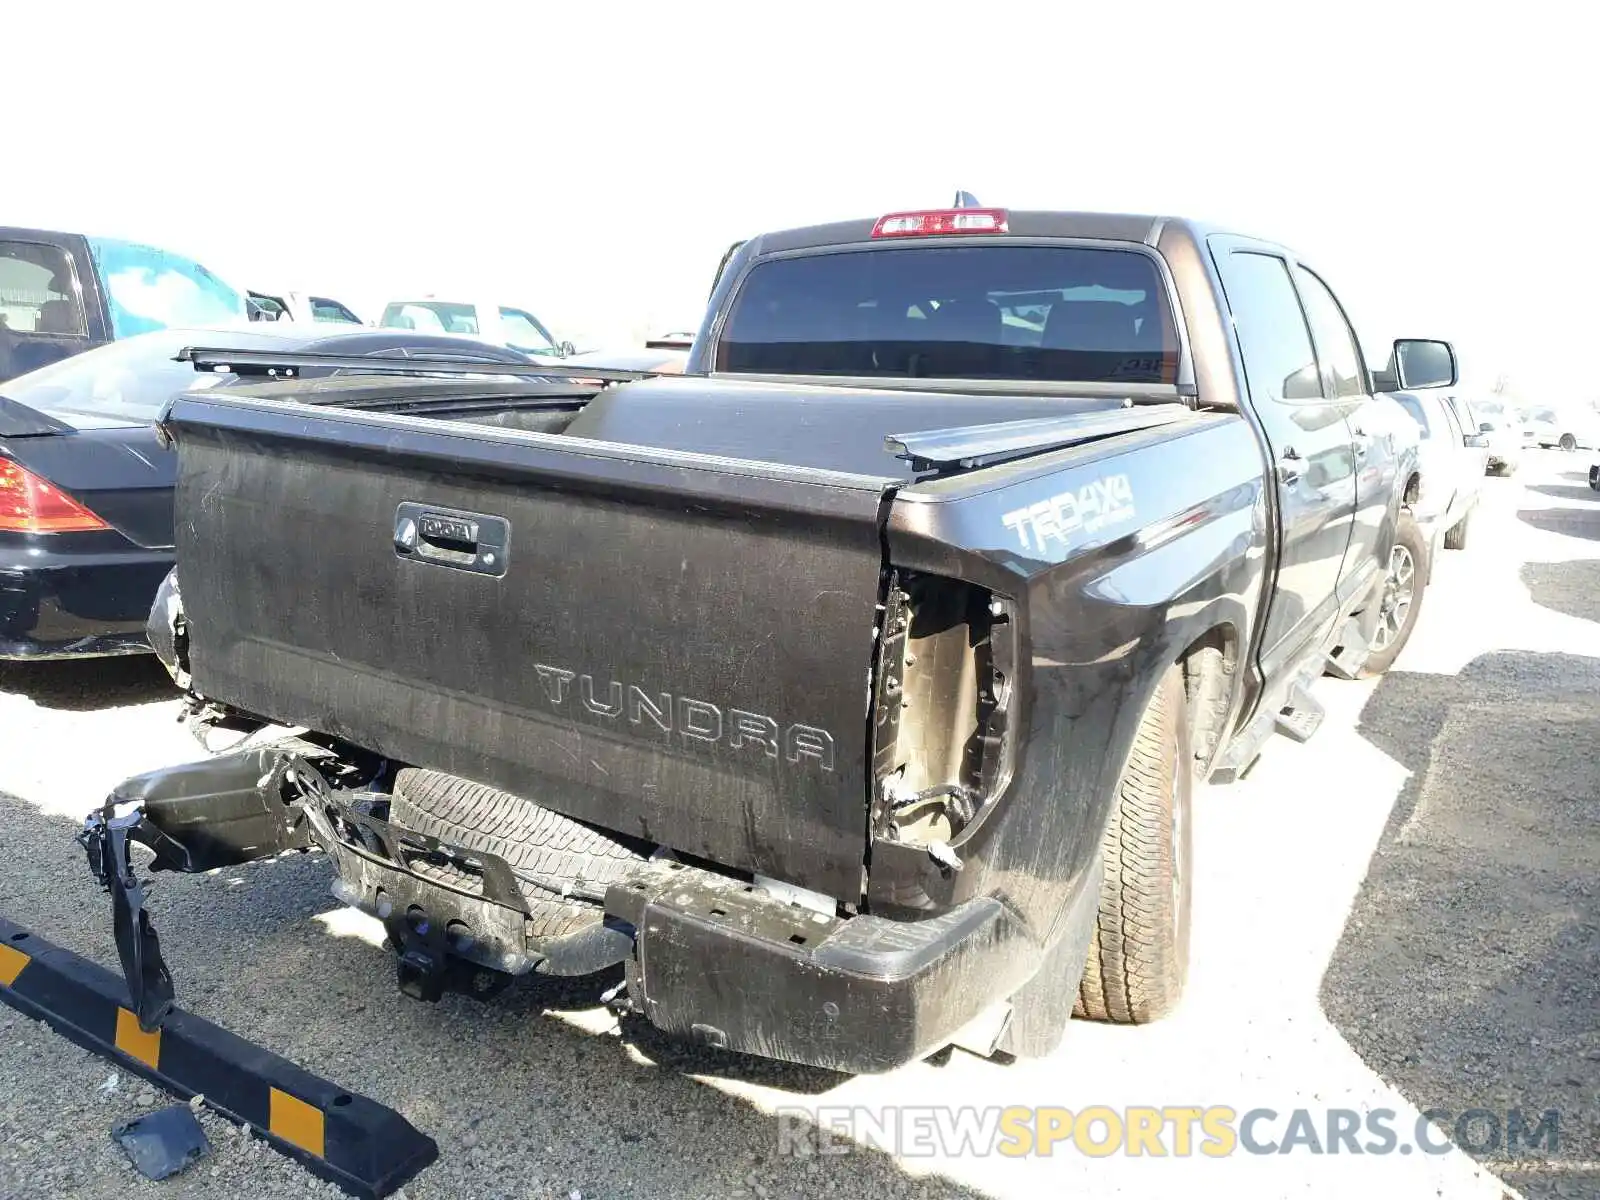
[{"xmin": 1370, "ymin": 542, "xmax": 1416, "ymax": 652}]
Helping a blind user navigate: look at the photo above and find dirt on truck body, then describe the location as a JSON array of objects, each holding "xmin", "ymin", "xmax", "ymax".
[{"xmin": 82, "ymin": 205, "xmax": 1458, "ymax": 1074}]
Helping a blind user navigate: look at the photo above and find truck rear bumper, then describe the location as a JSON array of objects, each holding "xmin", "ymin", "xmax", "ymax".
[
  {"xmin": 83, "ymin": 741, "xmax": 1046, "ymax": 1075},
  {"xmin": 606, "ymin": 864, "xmax": 1040, "ymax": 1074},
  {"xmin": 320, "ymin": 806, "xmax": 1043, "ymax": 1074}
]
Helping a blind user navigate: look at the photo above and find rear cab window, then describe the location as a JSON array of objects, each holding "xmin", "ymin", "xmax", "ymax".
[
  {"xmin": 381, "ymin": 301, "xmax": 477, "ymax": 335},
  {"xmin": 3, "ymin": 329, "xmax": 297, "ymax": 427},
  {"xmin": 714, "ymin": 244, "xmax": 1179, "ymax": 384},
  {"xmin": 0, "ymin": 240, "xmax": 88, "ymax": 336}
]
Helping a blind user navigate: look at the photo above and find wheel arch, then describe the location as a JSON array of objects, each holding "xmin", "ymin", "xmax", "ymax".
[
  {"xmin": 1403, "ymin": 470, "xmax": 1422, "ymax": 507},
  {"xmin": 1177, "ymin": 624, "xmax": 1239, "ymax": 774}
]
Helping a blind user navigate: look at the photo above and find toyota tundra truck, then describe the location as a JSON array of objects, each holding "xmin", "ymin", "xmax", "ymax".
[{"xmin": 81, "ymin": 205, "xmax": 1456, "ymax": 1074}]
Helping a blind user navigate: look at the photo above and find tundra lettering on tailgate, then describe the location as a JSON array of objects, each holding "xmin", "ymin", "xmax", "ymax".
[
  {"xmin": 532, "ymin": 664, "xmax": 836, "ymax": 770},
  {"xmin": 1001, "ymin": 473, "xmax": 1136, "ymax": 556}
]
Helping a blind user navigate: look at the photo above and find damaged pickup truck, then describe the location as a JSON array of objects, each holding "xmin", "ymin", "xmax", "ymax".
[{"xmin": 83, "ymin": 206, "xmax": 1458, "ymax": 1074}]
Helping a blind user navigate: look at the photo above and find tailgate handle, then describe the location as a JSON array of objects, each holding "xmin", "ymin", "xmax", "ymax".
[{"xmin": 394, "ymin": 502, "xmax": 509, "ymax": 577}]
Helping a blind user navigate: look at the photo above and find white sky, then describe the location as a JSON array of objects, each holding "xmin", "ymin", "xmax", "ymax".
[{"xmin": 11, "ymin": 1, "xmax": 1592, "ymax": 403}]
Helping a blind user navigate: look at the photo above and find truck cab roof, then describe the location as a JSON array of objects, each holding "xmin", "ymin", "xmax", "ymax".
[{"xmin": 733, "ymin": 210, "xmax": 1280, "ymax": 257}]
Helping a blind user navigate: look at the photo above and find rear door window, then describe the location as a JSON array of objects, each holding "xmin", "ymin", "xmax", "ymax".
[
  {"xmin": 1395, "ymin": 394, "xmax": 1433, "ymax": 437},
  {"xmin": 715, "ymin": 245, "xmax": 1179, "ymax": 384},
  {"xmin": 1293, "ymin": 266, "xmax": 1367, "ymax": 399},
  {"xmin": 0, "ymin": 241, "xmax": 88, "ymax": 336},
  {"xmin": 1214, "ymin": 251, "xmax": 1323, "ymax": 404},
  {"xmin": 1435, "ymin": 396, "xmax": 1465, "ymax": 443}
]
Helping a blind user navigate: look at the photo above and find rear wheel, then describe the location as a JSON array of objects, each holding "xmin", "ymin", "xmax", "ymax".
[
  {"xmin": 1560, "ymin": 433, "xmax": 1578, "ymax": 452},
  {"xmin": 388, "ymin": 768, "xmax": 651, "ymax": 939},
  {"xmin": 1075, "ymin": 664, "xmax": 1193, "ymax": 1025},
  {"xmin": 1358, "ymin": 510, "xmax": 1428, "ymax": 677}
]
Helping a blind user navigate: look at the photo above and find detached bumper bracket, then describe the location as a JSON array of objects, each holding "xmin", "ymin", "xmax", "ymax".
[
  {"xmin": 78, "ymin": 740, "xmax": 328, "ymax": 1031},
  {"xmin": 80, "ymin": 810, "xmax": 178, "ymax": 1031},
  {"xmin": 0, "ymin": 915, "xmax": 437, "ymax": 1198}
]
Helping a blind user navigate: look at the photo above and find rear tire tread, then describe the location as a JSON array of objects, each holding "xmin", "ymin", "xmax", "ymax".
[
  {"xmin": 389, "ymin": 767, "xmax": 650, "ymax": 940},
  {"xmin": 1074, "ymin": 668, "xmax": 1189, "ymax": 1026}
]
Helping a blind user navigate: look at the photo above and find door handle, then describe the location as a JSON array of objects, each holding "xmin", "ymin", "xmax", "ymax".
[
  {"xmin": 1351, "ymin": 427, "xmax": 1370, "ymax": 461},
  {"xmin": 1277, "ymin": 445, "xmax": 1304, "ymax": 483},
  {"xmin": 394, "ymin": 502, "xmax": 510, "ymax": 577}
]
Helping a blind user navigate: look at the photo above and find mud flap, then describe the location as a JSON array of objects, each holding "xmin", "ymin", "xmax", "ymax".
[{"xmin": 79, "ymin": 743, "xmax": 328, "ymax": 1032}]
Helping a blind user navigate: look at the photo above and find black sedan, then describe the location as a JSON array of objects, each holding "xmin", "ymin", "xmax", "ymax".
[{"xmin": 0, "ymin": 325, "xmax": 545, "ymax": 659}]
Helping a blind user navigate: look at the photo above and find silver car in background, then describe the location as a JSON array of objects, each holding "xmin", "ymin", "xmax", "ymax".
[{"xmin": 1393, "ymin": 390, "xmax": 1489, "ymax": 557}]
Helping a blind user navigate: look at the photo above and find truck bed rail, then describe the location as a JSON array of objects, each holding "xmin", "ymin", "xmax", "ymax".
[
  {"xmin": 886, "ymin": 403, "xmax": 1194, "ymax": 472},
  {"xmin": 176, "ymin": 346, "xmax": 663, "ymax": 386}
]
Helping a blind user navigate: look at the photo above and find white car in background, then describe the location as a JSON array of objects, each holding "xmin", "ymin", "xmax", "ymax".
[
  {"xmin": 1519, "ymin": 404, "xmax": 1600, "ymax": 452},
  {"xmin": 1462, "ymin": 399, "xmax": 1526, "ymax": 476},
  {"xmin": 377, "ymin": 297, "xmax": 576, "ymax": 361},
  {"xmin": 246, "ymin": 289, "xmax": 366, "ymax": 326},
  {"xmin": 1392, "ymin": 390, "xmax": 1488, "ymax": 556}
]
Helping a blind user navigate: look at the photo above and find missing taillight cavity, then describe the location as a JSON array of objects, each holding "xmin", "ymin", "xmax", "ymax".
[
  {"xmin": 870, "ymin": 573, "xmax": 1016, "ymax": 852},
  {"xmin": 0, "ymin": 460, "xmax": 110, "ymax": 534}
]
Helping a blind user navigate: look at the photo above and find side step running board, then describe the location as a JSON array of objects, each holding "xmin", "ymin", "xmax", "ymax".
[
  {"xmin": 1324, "ymin": 613, "xmax": 1375, "ymax": 681},
  {"xmin": 1211, "ymin": 661, "xmax": 1326, "ymax": 785},
  {"xmin": 1273, "ymin": 682, "xmax": 1325, "ymax": 744}
]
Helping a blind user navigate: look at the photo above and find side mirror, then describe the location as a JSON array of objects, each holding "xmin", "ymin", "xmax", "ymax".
[
  {"xmin": 1393, "ymin": 338, "xmax": 1457, "ymax": 390},
  {"xmin": 1464, "ymin": 434, "xmax": 1488, "ymax": 448},
  {"xmin": 559, "ymin": 340, "xmax": 576, "ymax": 358}
]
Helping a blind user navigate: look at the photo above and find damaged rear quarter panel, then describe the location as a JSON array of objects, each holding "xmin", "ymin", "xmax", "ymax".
[{"xmin": 880, "ymin": 413, "xmax": 1267, "ymax": 934}]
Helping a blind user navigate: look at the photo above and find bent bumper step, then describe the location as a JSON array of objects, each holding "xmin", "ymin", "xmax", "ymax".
[
  {"xmin": 81, "ymin": 743, "xmax": 1049, "ymax": 1075},
  {"xmin": 0, "ymin": 916, "xmax": 437, "ymax": 1199}
]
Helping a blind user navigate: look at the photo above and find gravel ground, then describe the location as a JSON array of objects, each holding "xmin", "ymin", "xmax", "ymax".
[{"xmin": 1, "ymin": 452, "xmax": 1596, "ymax": 1200}]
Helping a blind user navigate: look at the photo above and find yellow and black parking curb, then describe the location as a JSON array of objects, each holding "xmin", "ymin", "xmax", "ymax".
[{"xmin": 0, "ymin": 915, "xmax": 437, "ymax": 1198}]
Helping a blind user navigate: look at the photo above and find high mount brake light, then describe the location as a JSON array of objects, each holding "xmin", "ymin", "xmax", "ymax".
[
  {"xmin": 870, "ymin": 208, "xmax": 1010, "ymax": 238},
  {"xmin": 0, "ymin": 460, "xmax": 110, "ymax": 534}
]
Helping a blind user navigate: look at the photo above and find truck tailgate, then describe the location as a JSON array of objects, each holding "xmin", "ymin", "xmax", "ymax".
[{"xmin": 166, "ymin": 393, "xmax": 893, "ymax": 899}]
